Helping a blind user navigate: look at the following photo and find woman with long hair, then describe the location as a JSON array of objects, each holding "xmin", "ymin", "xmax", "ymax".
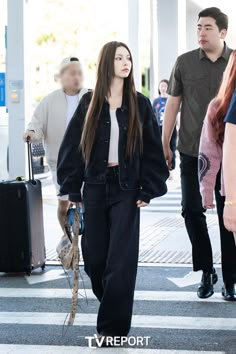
[
  {"xmin": 198, "ymin": 50, "xmax": 236, "ymax": 301},
  {"xmin": 57, "ymin": 41, "xmax": 169, "ymax": 342}
]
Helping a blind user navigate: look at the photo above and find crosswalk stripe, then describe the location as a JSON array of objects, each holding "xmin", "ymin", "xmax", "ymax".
[
  {"xmin": 142, "ymin": 208, "xmax": 181, "ymax": 213},
  {"xmin": 0, "ymin": 344, "xmax": 226, "ymax": 354},
  {"xmin": 142, "ymin": 206, "xmax": 216, "ymax": 214},
  {"xmin": 141, "ymin": 192, "xmax": 181, "ymax": 213},
  {"xmin": 149, "ymin": 200, "xmax": 181, "ymax": 204},
  {"xmin": 1, "ymin": 312, "xmax": 236, "ymax": 331},
  {"xmin": 142, "ymin": 193, "xmax": 217, "ymax": 214},
  {"xmin": 0, "ymin": 288, "xmax": 229, "ymax": 303}
]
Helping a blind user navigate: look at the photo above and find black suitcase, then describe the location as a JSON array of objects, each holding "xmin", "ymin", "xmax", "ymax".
[{"xmin": 0, "ymin": 140, "xmax": 46, "ymax": 274}]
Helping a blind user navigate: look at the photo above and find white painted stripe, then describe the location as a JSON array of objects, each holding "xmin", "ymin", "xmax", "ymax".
[
  {"xmin": 138, "ymin": 263, "xmax": 193, "ymax": 268},
  {"xmin": 43, "ymin": 261, "xmax": 197, "ymax": 268},
  {"xmin": 142, "ymin": 206, "xmax": 217, "ymax": 214},
  {"xmin": 25, "ymin": 269, "xmax": 68, "ymax": 285},
  {"xmin": 149, "ymin": 201, "xmax": 181, "ymax": 205},
  {"xmin": 142, "ymin": 207, "xmax": 181, "ymax": 211},
  {"xmin": 136, "ymin": 264, "xmax": 222, "ymax": 269},
  {"xmin": 0, "ymin": 263, "xmax": 222, "ymax": 271},
  {"xmin": 0, "ymin": 312, "xmax": 235, "ymax": 331},
  {"xmin": 45, "ymin": 262, "xmax": 222, "ymax": 269},
  {"xmin": 0, "ymin": 344, "xmax": 226, "ymax": 354},
  {"xmin": 0, "ymin": 289, "xmax": 228, "ymax": 303},
  {"xmin": 168, "ymin": 271, "xmax": 202, "ymax": 287}
]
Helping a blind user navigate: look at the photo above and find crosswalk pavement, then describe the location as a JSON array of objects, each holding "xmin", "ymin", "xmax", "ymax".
[
  {"xmin": 142, "ymin": 189, "xmax": 217, "ymax": 215},
  {"xmin": 0, "ymin": 345, "xmax": 227, "ymax": 354},
  {"xmin": 0, "ymin": 266, "xmax": 235, "ymax": 353},
  {"xmin": 142, "ymin": 190, "xmax": 182, "ymax": 214}
]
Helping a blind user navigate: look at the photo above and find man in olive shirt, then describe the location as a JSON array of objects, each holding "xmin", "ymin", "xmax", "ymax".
[{"xmin": 162, "ymin": 7, "xmax": 234, "ymax": 299}]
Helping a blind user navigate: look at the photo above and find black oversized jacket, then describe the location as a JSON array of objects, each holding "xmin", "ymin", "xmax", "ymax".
[{"xmin": 57, "ymin": 91, "xmax": 169, "ymax": 203}]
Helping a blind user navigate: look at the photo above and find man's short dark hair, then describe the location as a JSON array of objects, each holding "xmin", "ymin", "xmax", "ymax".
[{"xmin": 198, "ymin": 7, "xmax": 228, "ymax": 31}]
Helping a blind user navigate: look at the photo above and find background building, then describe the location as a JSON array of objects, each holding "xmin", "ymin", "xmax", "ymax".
[{"xmin": 0, "ymin": 0, "xmax": 236, "ymax": 178}]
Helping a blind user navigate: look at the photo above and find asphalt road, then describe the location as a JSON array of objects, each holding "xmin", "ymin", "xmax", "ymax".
[{"xmin": 0, "ymin": 265, "xmax": 235, "ymax": 353}]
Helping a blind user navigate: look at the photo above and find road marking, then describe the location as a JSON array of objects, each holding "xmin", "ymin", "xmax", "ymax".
[
  {"xmin": 0, "ymin": 288, "xmax": 229, "ymax": 303},
  {"xmin": 1, "ymin": 312, "xmax": 236, "ymax": 331},
  {"xmin": 0, "ymin": 344, "xmax": 226, "ymax": 354},
  {"xmin": 43, "ymin": 262, "xmax": 222, "ymax": 268},
  {"xmin": 168, "ymin": 271, "xmax": 202, "ymax": 287},
  {"xmin": 24, "ymin": 269, "xmax": 69, "ymax": 285}
]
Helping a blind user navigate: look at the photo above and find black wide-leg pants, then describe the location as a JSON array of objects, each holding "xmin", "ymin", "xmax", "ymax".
[{"xmin": 81, "ymin": 169, "xmax": 140, "ymax": 336}]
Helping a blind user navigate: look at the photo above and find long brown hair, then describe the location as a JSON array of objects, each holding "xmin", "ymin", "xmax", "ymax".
[
  {"xmin": 80, "ymin": 41, "xmax": 142, "ymax": 164},
  {"xmin": 212, "ymin": 50, "xmax": 236, "ymax": 145}
]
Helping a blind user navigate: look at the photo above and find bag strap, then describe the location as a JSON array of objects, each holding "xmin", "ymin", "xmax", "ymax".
[
  {"xmin": 68, "ymin": 208, "xmax": 80, "ymax": 326},
  {"xmin": 26, "ymin": 137, "xmax": 34, "ymax": 181}
]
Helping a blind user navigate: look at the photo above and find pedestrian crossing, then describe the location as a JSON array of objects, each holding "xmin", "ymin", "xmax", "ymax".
[
  {"xmin": 142, "ymin": 190, "xmax": 182, "ymax": 214},
  {"xmin": 0, "ymin": 345, "xmax": 226, "ymax": 354},
  {"xmin": 0, "ymin": 287, "xmax": 231, "ymax": 302},
  {"xmin": 143, "ymin": 190, "xmax": 217, "ymax": 215},
  {"xmin": 0, "ymin": 266, "xmax": 235, "ymax": 353},
  {"xmin": 1, "ymin": 311, "xmax": 236, "ymax": 331}
]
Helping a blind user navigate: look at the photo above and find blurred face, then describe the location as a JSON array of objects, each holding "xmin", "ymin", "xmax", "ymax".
[
  {"xmin": 114, "ymin": 46, "xmax": 132, "ymax": 79},
  {"xmin": 159, "ymin": 81, "xmax": 168, "ymax": 96},
  {"xmin": 197, "ymin": 16, "xmax": 227, "ymax": 53},
  {"xmin": 60, "ymin": 62, "xmax": 84, "ymax": 91}
]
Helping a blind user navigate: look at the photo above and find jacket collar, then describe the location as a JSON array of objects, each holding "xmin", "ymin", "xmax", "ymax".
[
  {"xmin": 104, "ymin": 92, "xmax": 128, "ymax": 111},
  {"xmin": 199, "ymin": 42, "xmax": 232, "ymax": 61}
]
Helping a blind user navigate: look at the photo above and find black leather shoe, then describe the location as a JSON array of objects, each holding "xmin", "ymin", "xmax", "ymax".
[
  {"xmin": 222, "ymin": 283, "xmax": 236, "ymax": 301},
  {"xmin": 197, "ymin": 268, "xmax": 218, "ymax": 299},
  {"xmin": 212, "ymin": 269, "xmax": 218, "ymax": 285}
]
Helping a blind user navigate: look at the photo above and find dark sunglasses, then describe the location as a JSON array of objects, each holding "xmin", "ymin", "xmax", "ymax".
[{"xmin": 70, "ymin": 57, "xmax": 79, "ymax": 62}]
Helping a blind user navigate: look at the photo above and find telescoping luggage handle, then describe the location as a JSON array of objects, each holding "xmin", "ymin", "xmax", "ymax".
[{"xmin": 26, "ymin": 136, "xmax": 35, "ymax": 181}]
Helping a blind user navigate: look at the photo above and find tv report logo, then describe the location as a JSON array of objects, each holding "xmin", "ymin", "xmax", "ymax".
[{"xmin": 85, "ymin": 334, "xmax": 151, "ymax": 348}]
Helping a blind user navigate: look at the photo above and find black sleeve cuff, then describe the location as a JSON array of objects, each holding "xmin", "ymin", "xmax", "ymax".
[
  {"xmin": 68, "ymin": 192, "xmax": 82, "ymax": 203},
  {"xmin": 138, "ymin": 191, "xmax": 151, "ymax": 204}
]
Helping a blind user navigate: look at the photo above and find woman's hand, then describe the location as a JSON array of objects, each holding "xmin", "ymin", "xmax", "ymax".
[
  {"xmin": 224, "ymin": 204, "xmax": 236, "ymax": 232},
  {"xmin": 69, "ymin": 201, "xmax": 83, "ymax": 209},
  {"xmin": 202, "ymin": 194, "xmax": 215, "ymax": 210},
  {"xmin": 204, "ymin": 204, "xmax": 215, "ymax": 209},
  {"xmin": 136, "ymin": 200, "xmax": 148, "ymax": 208}
]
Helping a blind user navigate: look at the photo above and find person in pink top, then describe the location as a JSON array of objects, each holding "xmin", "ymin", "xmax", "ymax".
[{"xmin": 199, "ymin": 50, "xmax": 236, "ymax": 301}]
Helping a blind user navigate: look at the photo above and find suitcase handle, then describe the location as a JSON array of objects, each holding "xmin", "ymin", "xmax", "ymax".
[{"xmin": 26, "ymin": 137, "xmax": 34, "ymax": 181}]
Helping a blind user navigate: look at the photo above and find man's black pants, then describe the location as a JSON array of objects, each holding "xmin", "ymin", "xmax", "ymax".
[
  {"xmin": 180, "ymin": 153, "xmax": 236, "ymax": 283},
  {"xmin": 81, "ymin": 169, "xmax": 140, "ymax": 336}
]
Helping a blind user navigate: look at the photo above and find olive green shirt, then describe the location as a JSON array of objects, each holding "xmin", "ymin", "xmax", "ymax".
[{"xmin": 168, "ymin": 44, "xmax": 232, "ymax": 157}]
